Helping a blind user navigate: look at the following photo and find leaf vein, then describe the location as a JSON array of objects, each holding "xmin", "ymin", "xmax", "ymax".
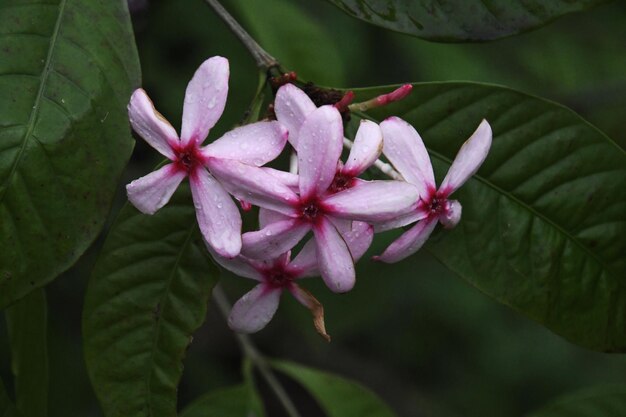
[{"xmin": 0, "ymin": 0, "xmax": 68, "ymax": 204}]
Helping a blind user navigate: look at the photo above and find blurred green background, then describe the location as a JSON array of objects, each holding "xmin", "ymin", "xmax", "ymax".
[{"xmin": 1, "ymin": 0, "xmax": 625, "ymax": 416}]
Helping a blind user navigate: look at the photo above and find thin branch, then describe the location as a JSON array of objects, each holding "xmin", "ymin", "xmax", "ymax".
[
  {"xmin": 213, "ymin": 285, "xmax": 303, "ymax": 417},
  {"xmin": 203, "ymin": 0, "xmax": 278, "ymax": 70}
]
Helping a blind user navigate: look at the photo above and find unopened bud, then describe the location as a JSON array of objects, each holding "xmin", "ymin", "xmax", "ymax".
[{"xmin": 349, "ymin": 84, "xmax": 413, "ymax": 112}]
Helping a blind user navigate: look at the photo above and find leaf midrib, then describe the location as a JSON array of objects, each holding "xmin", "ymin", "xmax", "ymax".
[
  {"xmin": 0, "ymin": 0, "xmax": 67, "ymax": 203},
  {"xmin": 145, "ymin": 222, "xmax": 195, "ymax": 417},
  {"xmin": 354, "ymin": 109, "xmax": 618, "ymax": 280}
]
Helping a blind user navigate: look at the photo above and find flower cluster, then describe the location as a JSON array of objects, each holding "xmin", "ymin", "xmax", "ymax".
[{"xmin": 126, "ymin": 56, "xmax": 492, "ymax": 340}]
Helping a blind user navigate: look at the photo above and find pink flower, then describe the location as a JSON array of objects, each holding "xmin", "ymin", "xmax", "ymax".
[
  {"xmin": 374, "ymin": 117, "xmax": 493, "ymax": 263},
  {"xmin": 210, "ymin": 220, "xmax": 373, "ymax": 339},
  {"xmin": 272, "ymin": 84, "xmax": 387, "ymax": 191},
  {"xmin": 125, "ymin": 56, "xmax": 288, "ymax": 257},
  {"xmin": 234, "ymin": 105, "xmax": 418, "ymax": 293}
]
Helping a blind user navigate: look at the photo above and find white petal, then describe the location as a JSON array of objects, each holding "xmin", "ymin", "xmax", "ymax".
[
  {"xmin": 203, "ymin": 121, "xmax": 288, "ymax": 166},
  {"xmin": 274, "ymin": 83, "xmax": 317, "ymax": 148},
  {"xmin": 380, "ymin": 116, "xmax": 435, "ymax": 198},
  {"xmin": 207, "ymin": 158, "xmax": 299, "ymax": 216},
  {"xmin": 342, "ymin": 120, "xmax": 383, "ymax": 176},
  {"xmin": 128, "ymin": 89, "xmax": 178, "ymax": 159},
  {"xmin": 180, "ymin": 56, "xmax": 229, "ymax": 146},
  {"xmin": 228, "ymin": 284, "xmax": 281, "ymax": 333},
  {"xmin": 440, "ymin": 119, "xmax": 492, "ymax": 196},
  {"xmin": 323, "ymin": 180, "xmax": 418, "ymax": 222},
  {"xmin": 314, "ymin": 217, "xmax": 355, "ymax": 293},
  {"xmin": 126, "ymin": 163, "xmax": 185, "ymax": 214},
  {"xmin": 241, "ymin": 219, "xmax": 311, "ymax": 260},
  {"xmin": 297, "ymin": 106, "xmax": 344, "ymax": 199},
  {"xmin": 190, "ymin": 168, "xmax": 242, "ymax": 258},
  {"xmin": 374, "ymin": 219, "xmax": 437, "ymax": 264},
  {"xmin": 440, "ymin": 200, "xmax": 462, "ymax": 229}
]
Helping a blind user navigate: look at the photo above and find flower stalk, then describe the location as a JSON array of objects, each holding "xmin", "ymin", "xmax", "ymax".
[{"xmin": 213, "ymin": 285, "xmax": 303, "ymax": 417}]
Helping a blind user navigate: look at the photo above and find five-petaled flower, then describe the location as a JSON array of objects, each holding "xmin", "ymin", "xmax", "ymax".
[
  {"xmin": 210, "ymin": 219, "xmax": 373, "ymax": 340},
  {"xmin": 126, "ymin": 56, "xmax": 288, "ymax": 257},
  {"xmin": 374, "ymin": 117, "xmax": 492, "ymax": 263},
  {"xmin": 235, "ymin": 105, "xmax": 418, "ymax": 293}
]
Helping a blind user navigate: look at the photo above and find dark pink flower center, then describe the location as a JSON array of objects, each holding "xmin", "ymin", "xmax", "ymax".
[
  {"xmin": 299, "ymin": 198, "xmax": 326, "ymax": 224},
  {"xmin": 264, "ymin": 267, "xmax": 295, "ymax": 289},
  {"xmin": 173, "ymin": 142, "xmax": 204, "ymax": 173},
  {"xmin": 421, "ymin": 188, "xmax": 449, "ymax": 217},
  {"xmin": 328, "ymin": 172, "xmax": 355, "ymax": 194},
  {"xmin": 429, "ymin": 197, "xmax": 444, "ymax": 215}
]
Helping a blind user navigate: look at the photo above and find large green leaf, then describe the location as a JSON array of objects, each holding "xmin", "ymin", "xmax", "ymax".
[
  {"xmin": 0, "ymin": 0, "xmax": 140, "ymax": 308},
  {"xmin": 527, "ymin": 385, "xmax": 626, "ymax": 417},
  {"xmin": 83, "ymin": 185, "xmax": 218, "ymax": 417},
  {"xmin": 272, "ymin": 361, "xmax": 397, "ymax": 417},
  {"xmin": 324, "ymin": 0, "xmax": 610, "ymax": 41},
  {"xmin": 5, "ymin": 289, "xmax": 47, "ymax": 417},
  {"xmin": 350, "ymin": 82, "xmax": 626, "ymax": 352},
  {"xmin": 180, "ymin": 384, "xmax": 264, "ymax": 417}
]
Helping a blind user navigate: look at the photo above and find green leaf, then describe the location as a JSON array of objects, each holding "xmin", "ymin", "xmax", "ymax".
[
  {"xmin": 324, "ymin": 0, "xmax": 610, "ymax": 42},
  {"xmin": 0, "ymin": 377, "xmax": 21, "ymax": 417},
  {"xmin": 180, "ymin": 384, "xmax": 264, "ymax": 417},
  {"xmin": 350, "ymin": 82, "xmax": 626, "ymax": 352},
  {"xmin": 527, "ymin": 385, "xmax": 626, "ymax": 417},
  {"xmin": 83, "ymin": 185, "xmax": 218, "ymax": 417},
  {"xmin": 272, "ymin": 361, "xmax": 397, "ymax": 417},
  {"xmin": 0, "ymin": 0, "xmax": 141, "ymax": 308},
  {"xmin": 230, "ymin": 0, "xmax": 347, "ymax": 85},
  {"xmin": 5, "ymin": 289, "xmax": 47, "ymax": 417}
]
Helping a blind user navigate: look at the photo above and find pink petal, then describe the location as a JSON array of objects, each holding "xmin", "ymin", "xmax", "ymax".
[
  {"xmin": 323, "ymin": 180, "xmax": 418, "ymax": 222},
  {"xmin": 261, "ymin": 167, "xmax": 299, "ymax": 191},
  {"xmin": 287, "ymin": 238, "xmax": 319, "ymax": 277},
  {"xmin": 297, "ymin": 106, "xmax": 344, "ymax": 199},
  {"xmin": 374, "ymin": 218, "xmax": 437, "ymax": 263},
  {"xmin": 204, "ymin": 244, "xmax": 263, "ymax": 281},
  {"xmin": 373, "ymin": 204, "xmax": 429, "ymax": 232},
  {"xmin": 207, "ymin": 158, "xmax": 299, "ymax": 216},
  {"xmin": 439, "ymin": 119, "xmax": 492, "ymax": 196},
  {"xmin": 126, "ymin": 163, "xmax": 186, "ymax": 214},
  {"xmin": 380, "ymin": 116, "xmax": 435, "ymax": 198},
  {"xmin": 342, "ymin": 120, "xmax": 383, "ymax": 176},
  {"xmin": 288, "ymin": 221, "xmax": 371, "ymax": 278},
  {"xmin": 180, "ymin": 56, "xmax": 229, "ymax": 146},
  {"xmin": 440, "ymin": 199, "xmax": 462, "ymax": 229},
  {"xmin": 274, "ymin": 83, "xmax": 317, "ymax": 148},
  {"xmin": 314, "ymin": 217, "xmax": 355, "ymax": 293},
  {"xmin": 259, "ymin": 208, "xmax": 290, "ymax": 229},
  {"xmin": 189, "ymin": 168, "xmax": 242, "ymax": 258},
  {"xmin": 203, "ymin": 121, "xmax": 288, "ymax": 166},
  {"xmin": 341, "ymin": 220, "xmax": 373, "ymax": 262},
  {"xmin": 228, "ymin": 284, "xmax": 281, "ymax": 333},
  {"xmin": 241, "ymin": 219, "xmax": 311, "ymax": 260},
  {"xmin": 128, "ymin": 89, "xmax": 178, "ymax": 159}
]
